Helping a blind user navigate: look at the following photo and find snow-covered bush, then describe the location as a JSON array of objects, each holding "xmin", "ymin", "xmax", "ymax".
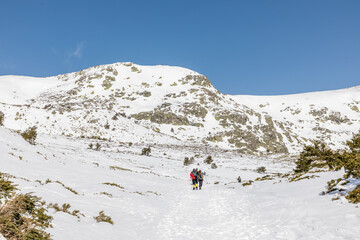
[
  {"xmin": 211, "ymin": 163, "xmax": 217, "ymax": 169},
  {"xmin": 21, "ymin": 126, "xmax": 37, "ymax": 145}
]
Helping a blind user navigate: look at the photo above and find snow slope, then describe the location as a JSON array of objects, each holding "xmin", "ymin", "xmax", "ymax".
[
  {"xmin": 1, "ymin": 127, "xmax": 359, "ymax": 239},
  {"xmin": 0, "ymin": 75, "xmax": 59, "ymax": 104}
]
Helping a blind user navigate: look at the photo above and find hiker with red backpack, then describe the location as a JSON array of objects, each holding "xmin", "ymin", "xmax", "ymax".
[
  {"xmin": 190, "ymin": 168, "xmax": 205, "ymax": 190},
  {"xmin": 190, "ymin": 168, "xmax": 198, "ymax": 190}
]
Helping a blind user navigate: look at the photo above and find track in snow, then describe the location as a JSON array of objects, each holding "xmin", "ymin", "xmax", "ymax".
[{"xmin": 156, "ymin": 184, "xmax": 282, "ymax": 240}]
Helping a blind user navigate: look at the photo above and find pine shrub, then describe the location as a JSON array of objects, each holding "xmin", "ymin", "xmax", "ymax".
[
  {"xmin": 294, "ymin": 141, "xmax": 342, "ymax": 173},
  {"xmin": 256, "ymin": 166, "xmax": 266, "ymax": 174},
  {"xmin": 183, "ymin": 157, "xmax": 195, "ymax": 166},
  {"xmin": 346, "ymin": 185, "xmax": 360, "ymax": 203},
  {"xmin": 94, "ymin": 210, "xmax": 114, "ymax": 225},
  {"xmin": 0, "ymin": 111, "xmax": 4, "ymax": 126},
  {"xmin": 211, "ymin": 163, "xmax": 217, "ymax": 169},
  {"xmin": 293, "ymin": 132, "xmax": 360, "ymax": 203},
  {"xmin": 141, "ymin": 147, "xmax": 151, "ymax": 156},
  {"xmin": 0, "ymin": 173, "xmax": 52, "ymax": 240},
  {"xmin": 204, "ymin": 156, "xmax": 213, "ymax": 164},
  {"xmin": 0, "ymin": 173, "xmax": 17, "ymax": 202},
  {"xmin": 94, "ymin": 143, "xmax": 101, "ymax": 151},
  {"xmin": 112, "ymin": 114, "xmax": 118, "ymax": 120},
  {"xmin": 294, "ymin": 134, "xmax": 360, "ymax": 178},
  {"xmin": 21, "ymin": 126, "xmax": 37, "ymax": 145}
]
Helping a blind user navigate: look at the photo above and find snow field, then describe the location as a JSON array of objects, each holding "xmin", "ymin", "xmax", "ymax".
[{"xmin": 1, "ymin": 128, "xmax": 360, "ymax": 239}]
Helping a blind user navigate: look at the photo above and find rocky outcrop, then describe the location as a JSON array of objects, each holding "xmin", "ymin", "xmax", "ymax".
[{"xmin": 132, "ymin": 110, "xmax": 190, "ymax": 126}]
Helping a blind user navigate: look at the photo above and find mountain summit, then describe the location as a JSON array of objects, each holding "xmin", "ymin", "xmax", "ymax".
[{"xmin": 1, "ymin": 62, "xmax": 359, "ymax": 154}]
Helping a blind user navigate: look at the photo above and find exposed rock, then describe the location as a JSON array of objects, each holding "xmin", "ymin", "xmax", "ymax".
[
  {"xmin": 179, "ymin": 74, "xmax": 212, "ymax": 87},
  {"xmin": 215, "ymin": 110, "xmax": 249, "ymax": 127},
  {"xmin": 138, "ymin": 91, "xmax": 152, "ymax": 97},
  {"xmin": 309, "ymin": 107, "xmax": 328, "ymax": 117},
  {"xmin": 181, "ymin": 103, "xmax": 208, "ymax": 118},
  {"xmin": 132, "ymin": 111, "xmax": 190, "ymax": 126}
]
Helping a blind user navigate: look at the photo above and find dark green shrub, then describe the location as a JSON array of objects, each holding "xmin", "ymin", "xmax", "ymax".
[
  {"xmin": 204, "ymin": 156, "xmax": 213, "ymax": 164},
  {"xmin": 242, "ymin": 180, "xmax": 253, "ymax": 186},
  {"xmin": 292, "ymin": 132, "xmax": 360, "ymax": 203},
  {"xmin": 141, "ymin": 147, "xmax": 151, "ymax": 156},
  {"xmin": 346, "ymin": 185, "xmax": 360, "ymax": 203},
  {"xmin": 0, "ymin": 193, "xmax": 52, "ymax": 239},
  {"xmin": 294, "ymin": 134, "xmax": 360, "ymax": 177},
  {"xmin": 0, "ymin": 173, "xmax": 17, "ymax": 201},
  {"xmin": 94, "ymin": 211, "xmax": 114, "ymax": 225},
  {"xmin": 183, "ymin": 157, "xmax": 195, "ymax": 166},
  {"xmin": 62, "ymin": 203, "xmax": 71, "ymax": 212},
  {"xmin": 327, "ymin": 178, "xmax": 342, "ymax": 193},
  {"xmin": 211, "ymin": 163, "xmax": 217, "ymax": 169},
  {"xmin": 48, "ymin": 202, "xmax": 83, "ymax": 219},
  {"xmin": 0, "ymin": 111, "xmax": 4, "ymax": 126},
  {"xmin": 294, "ymin": 141, "xmax": 341, "ymax": 173},
  {"xmin": 94, "ymin": 143, "xmax": 101, "ymax": 151},
  {"xmin": 342, "ymin": 133, "xmax": 360, "ymax": 178},
  {"xmin": 21, "ymin": 126, "xmax": 37, "ymax": 145},
  {"xmin": 256, "ymin": 166, "xmax": 266, "ymax": 174}
]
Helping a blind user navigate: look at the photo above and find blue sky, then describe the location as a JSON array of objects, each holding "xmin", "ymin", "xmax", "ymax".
[{"xmin": 1, "ymin": 0, "xmax": 360, "ymax": 95}]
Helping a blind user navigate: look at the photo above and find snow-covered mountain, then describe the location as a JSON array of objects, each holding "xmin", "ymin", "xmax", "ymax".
[
  {"xmin": 1, "ymin": 62, "xmax": 359, "ymax": 154},
  {"xmin": 1, "ymin": 63, "xmax": 360, "ymax": 240}
]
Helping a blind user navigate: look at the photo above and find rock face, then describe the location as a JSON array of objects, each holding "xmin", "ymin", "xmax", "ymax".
[{"xmin": 0, "ymin": 62, "xmax": 360, "ymax": 154}]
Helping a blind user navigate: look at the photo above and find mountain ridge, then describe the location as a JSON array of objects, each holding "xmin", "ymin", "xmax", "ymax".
[{"xmin": 1, "ymin": 62, "xmax": 359, "ymax": 154}]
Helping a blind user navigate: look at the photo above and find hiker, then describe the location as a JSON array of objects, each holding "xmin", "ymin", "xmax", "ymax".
[
  {"xmin": 190, "ymin": 169, "xmax": 198, "ymax": 190},
  {"xmin": 198, "ymin": 169, "xmax": 204, "ymax": 190}
]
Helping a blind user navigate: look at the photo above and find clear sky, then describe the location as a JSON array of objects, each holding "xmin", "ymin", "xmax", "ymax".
[{"xmin": 1, "ymin": 0, "xmax": 360, "ymax": 95}]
